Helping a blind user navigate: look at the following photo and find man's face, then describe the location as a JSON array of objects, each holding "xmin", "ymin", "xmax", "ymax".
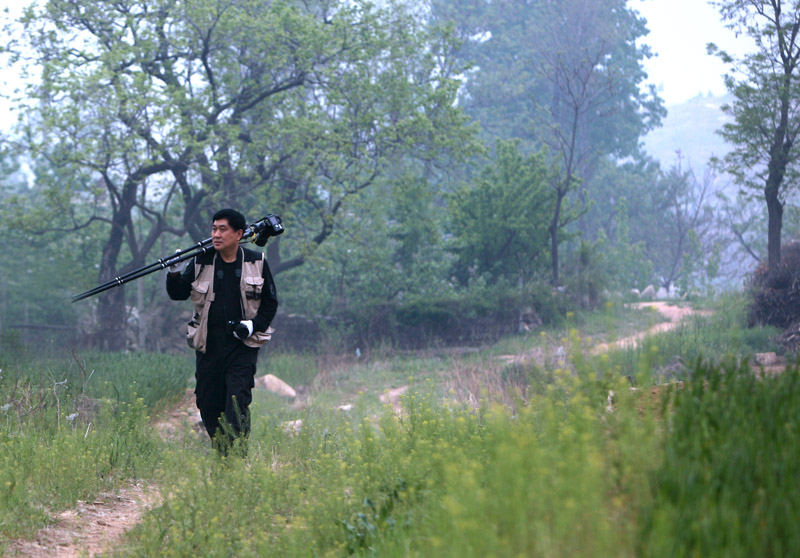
[{"xmin": 211, "ymin": 218, "xmax": 243, "ymax": 254}]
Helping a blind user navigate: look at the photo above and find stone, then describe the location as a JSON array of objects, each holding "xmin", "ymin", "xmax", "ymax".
[
  {"xmin": 754, "ymin": 352, "xmax": 780, "ymax": 367},
  {"xmin": 282, "ymin": 419, "xmax": 302, "ymax": 434},
  {"xmin": 255, "ymin": 374, "xmax": 297, "ymax": 398},
  {"xmin": 640, "ymin": 285, "xmax": 656, "ymax": 300},
  {"xmin": 379, "ymin": 386, "xmax": 409, "ymax": 407}
]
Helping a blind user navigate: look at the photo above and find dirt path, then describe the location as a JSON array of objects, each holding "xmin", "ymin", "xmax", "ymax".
[
  {"xmin": 3, "ymin": 482, "xmax": 159, "ymax": 557},
  {"xmin": 592, "ymin": 301, "xmax": 711, "ymax": 353},
  {"xmin": 498, "ymin": 301, "xmax": 709, "ymax": 367},
  {"xmin": 4, "ymin": 390, "xmax": 202, "ymax": 558}
]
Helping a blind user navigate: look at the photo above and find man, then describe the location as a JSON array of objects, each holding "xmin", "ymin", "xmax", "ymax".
[{"xmin": 166, "ymin": 208, "xmax": 278, "ymax": 455}]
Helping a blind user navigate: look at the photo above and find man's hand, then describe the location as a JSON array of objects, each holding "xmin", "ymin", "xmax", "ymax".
[
  {"xmin": 232, "ymin": 320, "xmax": 253, "ymax": 340},
  {"xmin": 168, "ymin": 250, "xmax": 188, "ymax": 274}
]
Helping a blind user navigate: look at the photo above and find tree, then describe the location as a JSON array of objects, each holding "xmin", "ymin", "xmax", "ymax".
[
  {"xmin": 447, "ymin": 140, "xmax": 553, "ymax": 286},
  {"xmin": 0, "ymin": 144, "xmax": 94, "ymax": 347},
  {"xmin": 9, "ymin": 0, "xmax": 476, "ymax": 349},
  {"xmin": 429, "ymin": 0, "xmax": 664, "ymax": 284},
  {"xmin": 648, "ymin": 159, "xmax": 717, "ymax": 291},
  {"xmin": 709, "ymin": 0, "xmax": 800, "ymax": 272}
]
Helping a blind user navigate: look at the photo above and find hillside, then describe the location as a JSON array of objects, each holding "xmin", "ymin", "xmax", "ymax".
[{"xmin": 642, "ymin": 92, "xmax": 733, "ymax": 171}]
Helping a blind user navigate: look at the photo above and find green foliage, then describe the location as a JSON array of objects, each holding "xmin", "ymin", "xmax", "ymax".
[
  {"xmin": 122, "ymin": 378, "xmax": 660, "ymax": 557},
  {"xmin": 565, "ymin": 200, "xmax": 653, "ymax": 307},
  {"xmin": 277, "ymin": 172, "xmax": 456, "ymax": 318},
  {"xmin": 429, "ymin": 0, "xmax": 662, "ymax": 156},
  {"xmin": 640, "ymin": 361, "xmax": 800, "ymax": 557},
  {"xmin": 448, "ymin": 140, "xmax": 554, "ymax": 285},
  {"xmin": 607, "ymin": 199, "xmax": 654, "ymax": 291},
  {"xmin": 11, "ymin": 0, "xmax": 478, "ymax": 272}
]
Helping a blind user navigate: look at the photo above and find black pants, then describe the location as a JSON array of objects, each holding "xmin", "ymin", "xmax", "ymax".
[{"xmin": 195, "ymin": 326, "xmax": 258, "ymax": 451}]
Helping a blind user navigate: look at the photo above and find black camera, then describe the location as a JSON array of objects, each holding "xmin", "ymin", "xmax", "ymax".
[
  {"xmin": 227, "ymin": 320, "xmax": 251, "ymax": 340},
  {"xmin": 254, "ymin": 214, "xmax": 284, "ymax": 247}
]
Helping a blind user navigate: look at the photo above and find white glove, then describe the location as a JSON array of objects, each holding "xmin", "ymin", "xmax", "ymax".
[
  {"xmin": 232, "ymin": 320, "xmax": 253, "ymax": 340},
  {"xmin": 168, "ymin": 249, "xmax": 188, "ymax": 274}
]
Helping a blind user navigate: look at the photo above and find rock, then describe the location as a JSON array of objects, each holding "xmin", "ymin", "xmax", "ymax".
[
  {"xmin": 255, "ymin": 374, "xmax": 297, "ymax": 398},
  {"xmin": 640, "ymin": 285, "xmax": 656, "ymax": 300},
  {"xmin": 630, "ymin": 288, "xmax": 641, "ymax": 298},
  {"xmin": 754, "ymin": 352, "xmax": 780, "ymax": 367},
  {"xmin": 282, "ymin": 419, "xmax": 302, "ymax": 434},
  {"xmin": 379, "ymin": 386, "xmax": 408, "ymax": 407}
]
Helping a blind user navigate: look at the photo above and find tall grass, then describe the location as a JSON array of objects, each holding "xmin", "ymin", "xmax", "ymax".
[
  {"xmin": 120, "ymin": 362, "xmax": 800, "ymax": 557},
  {"xmin": 0, "ymin": 348, "xmax": 191, "ymax": 543},
  {"xmin": 640, "ymin": 361, "xmax": 800, "ymax": 558},
  {"xmin": 121, "ymin": 373, "xmax": 661, "ymax": 557}
]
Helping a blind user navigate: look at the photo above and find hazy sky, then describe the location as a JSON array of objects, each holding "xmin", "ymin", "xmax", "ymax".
[
  {"xmin": 634, "ymin": 0, "xmax": 752, "ymax": 106},
  {"xmin": 0, "ymin": 0, "xmax": 755, "ymax": 131}
]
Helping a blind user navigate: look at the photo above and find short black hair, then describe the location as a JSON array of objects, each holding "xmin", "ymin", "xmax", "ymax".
[{"xmin": 212, "ymin": 208, "xmax": 246, "ymax": 232}]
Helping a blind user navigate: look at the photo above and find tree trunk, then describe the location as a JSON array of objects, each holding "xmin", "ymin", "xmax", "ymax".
[
  {"xmin": 97, "ymin": 287, "xmax": 127, "ymax": 351},
  {"xmin": 765, "ymin": 182, "xmax": 784, "ymax": 271},
  {"xmin": 95, "ymin": 210, "xmax": 131, "ymax": 351},
  {"xmin": 549, "ymin": 189, "xmax": 566, "ymax": 285}
]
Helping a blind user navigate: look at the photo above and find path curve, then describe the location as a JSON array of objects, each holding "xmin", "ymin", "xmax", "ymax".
[
  {"xmin": 4, "ymin": 391, "xmax": 203, "ymax": 558},
  {"xmin": 592, "ymin": 301, "xmax": 711, "ymax": 353},
  {"xmin": 3, "ymin": 482, "xmax": 159, "ymax": 557}
]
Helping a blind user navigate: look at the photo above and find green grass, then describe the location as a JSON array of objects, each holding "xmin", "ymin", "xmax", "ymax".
[
  {"xmin": 640, "ymin": 361, "xmax": 800, "ymax": 557},
  {"xmin": 123, "ymin": 361, "xmax": 800, "ymax": 557},
  {"xmin": 122, "ymin": 375, "xmax": 661, "ymax": 557},
  {"xmin": 0, "ymin": 349, "xmax": 191, "ymax": 544},
  {"xmin": 2, "ymin": 291, "xmax": 798, "ymax": 556}
]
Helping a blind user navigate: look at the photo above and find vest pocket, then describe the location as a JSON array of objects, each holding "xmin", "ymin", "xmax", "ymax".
[
  {"xmin": 244, "ymin": 326, "xmax": 274, "ymax": 348},
  {"xmin": 188, "ymin": 280, "xmax": 210, "ymax": 350},
  {"xmin": 244, "ymin": 276, "xmax": 263, "ymax": 300},
  {"xmin": 190, "ymin": 280, "xmax": 210, "ymax": 301}
]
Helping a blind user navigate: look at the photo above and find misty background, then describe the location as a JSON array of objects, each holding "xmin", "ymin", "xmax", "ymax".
[{"xmin": 0, "ymin": 0, "xmax": 793, "ymax": 353}]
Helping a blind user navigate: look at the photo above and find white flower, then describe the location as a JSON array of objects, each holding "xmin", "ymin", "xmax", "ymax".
[{"xmin": 66, "ymin": 413, "xmax": 79, "ymax": 422}]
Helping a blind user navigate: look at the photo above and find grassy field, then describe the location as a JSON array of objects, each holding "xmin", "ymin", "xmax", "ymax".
[{"xmin": 0, "ymin": 295, "xmax": 798, "ymax": 557}]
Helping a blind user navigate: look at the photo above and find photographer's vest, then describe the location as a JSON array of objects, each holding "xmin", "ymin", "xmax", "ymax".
[{"xmin": 187, "ymin": 248, "xmax": 273, "ymax": 353}]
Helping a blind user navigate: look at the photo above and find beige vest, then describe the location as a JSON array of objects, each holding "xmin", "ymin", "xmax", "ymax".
[{"xmin": 186, "ymin": 248, "xmax": 273, "ymax": 353}]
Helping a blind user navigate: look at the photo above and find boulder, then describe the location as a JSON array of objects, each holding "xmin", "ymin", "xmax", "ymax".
[
  {"xmin": 640, "ymin": 285, "xmax": 656, "ymax": 300},
  {"xmin": 754, "ymin": 352, "xmax": 780, "ymax": 367},
  {"xmin": 379, "ymin": 385, "xmax": 409, "ymax": 407},
  {"xmin": 255, "ymin": 374, "xmax": 297, "ymax": 398},
  {"xmin": 282, "ymin": 419, "xmax": 303, "ymax": 434}
]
